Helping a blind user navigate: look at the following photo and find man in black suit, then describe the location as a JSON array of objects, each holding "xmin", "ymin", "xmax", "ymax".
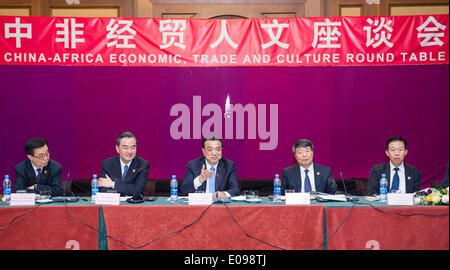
[
  {"xmin": 13, "ymin": 138, "xmax": 63, "ymax": 196},
  {"xmin": 98, "ymin": 132, "xmax": 150, "ymax": 196},
  {"xmin": 281, "ymin": 139, "xmax": 337, "ymax": 194},
  {"xmin": 181, "ymin": 136, "xmax": 240, "ymax": 198},
  {"xmin": 367, "ymin": 136, "xmax": 421, "ymax": 195}
]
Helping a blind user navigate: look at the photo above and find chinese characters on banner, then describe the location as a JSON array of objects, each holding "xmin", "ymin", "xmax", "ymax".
[{"xmin": 0, "ymin": 15, "xmax": 448, "ymax": 66}]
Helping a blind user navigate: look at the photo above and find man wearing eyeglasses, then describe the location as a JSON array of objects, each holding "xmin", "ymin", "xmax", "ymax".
[
  {"xmin": 13, "ymin": 138, "xmax": 63, "ymax": 196},
  {"xmin": 98, "ymin": 132, "xmax": 150, "ymax": 196}
]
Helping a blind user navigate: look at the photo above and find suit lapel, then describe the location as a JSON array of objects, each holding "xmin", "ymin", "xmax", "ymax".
[
  {"xmin": 294, "ymin": 165, "xmax": 302, "ymax": 191},
  {"xmin": 25, "ymin": 160, "xmax": 37, "ymax": 184},
  {"xmin": 125, "ymin": 157, "xmax": 138, "ymax": 183},
  {"xmin": 215, "ymin": 159, "xmax": 224, "ymax": 191},
  {"xmin": 313, "ymin": 164, "xmax": 321, "ymax": 191},
  {"xmin": 112, "ymin": 157, "xmax": 122, "ymax": 183},
  {"xmin": 404, "ymin": 164, "xmax": 412, "ymax": 192}
]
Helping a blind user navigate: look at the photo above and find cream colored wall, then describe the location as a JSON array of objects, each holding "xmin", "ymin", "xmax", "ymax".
[{"xmin": 391, "ymin": 5, "xmax": 449, "ymax": 15}]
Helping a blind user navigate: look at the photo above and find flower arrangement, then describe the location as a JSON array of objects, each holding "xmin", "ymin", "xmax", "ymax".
[{"xmin": 414, "ymin": 187, "xmax": 449, "ymax": 205}]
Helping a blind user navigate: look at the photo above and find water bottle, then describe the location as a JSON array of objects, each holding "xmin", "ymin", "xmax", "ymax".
[
  {"xmin": 91, "ymin": 174, "xmax": 99, "ymax": 202},
  {"xmin": 273, "ymin": 174, "xmax": 281, "ymax": 202},
  {"xmin": 170, "ymin": 175, "xmax": 178, "ymax": 203},
  {"xmin": 379, "ymin": 173, "xmax": 388, "ymax": 202},
  {"xmin": 3, "ymin": 175, "xmax": 11, "ymax": 202}
]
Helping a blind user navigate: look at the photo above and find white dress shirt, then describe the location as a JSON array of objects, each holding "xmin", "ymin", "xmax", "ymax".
[
  {"xmin": 300, "ymin": 164, "xmax": 316, "ymax": 193},
  {"xmin": 194, "ymin": 161, "xmax": 230, "ymax": 197},
  {"xmin": 119, "ymin": 159, "xmax": 132, "ymax": 181},
  {"xmin": 389, "ymin": 161, "xmax": 406, "ymax": 193}
]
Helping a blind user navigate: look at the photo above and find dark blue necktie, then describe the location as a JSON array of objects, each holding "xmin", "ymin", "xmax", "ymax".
[
  {"xmin": 36, "ymin": 168, "xmax": 41, "ymax": 184},
  {"xmin": 391, "ymin": 167, "xmax": 400, "ymax": 192},
  {"xmin": 122, "ymin": 165, "xmax": 129, "ymax": 184},
  {"xmin": 304, "ymin": 169, "xmax": 312, "ymax": 192},
  {"xmin": 209, "ymin": 167, "xmax": 216, "ymax": 193}
]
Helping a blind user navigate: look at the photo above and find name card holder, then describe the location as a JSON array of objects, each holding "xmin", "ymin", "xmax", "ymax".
[
  {"xmin": 10, "ymin": 193, "xmax": 35, "ymax": 206},
  {"xmin": 95, "ymin": 192, "xmax": 120, "ymax": 205},
  {"xmin": 188, "ymin": 193, "xmax": 213, "ymax": 205},
  {"xmin": 387, "ymin": 193, "xmax": 414, "ymax": 206},
  {"xmin": 285, "ymin": 192, "xmax": 310, "ymax": 205}
]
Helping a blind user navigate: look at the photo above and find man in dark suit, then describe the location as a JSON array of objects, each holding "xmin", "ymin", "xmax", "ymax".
[
  {"xmin": 98, "ymin": 132, "xmax": 150, "ymax": 196},
  {"xmin": 281, "ymin": 139, "xmax": 337, "ymax": 194},
  {"xmin": 181, "ymin": 136, "xmax": 240, "ymax": 198},
  {"xmin": 441, "ymin": 164, "xmax": 449, "ymax": 188},
  {"xmin": 367, "ymin": 136, "xmax": 421, "ymax": 195},
  {"xmin": 13, "ymin": 138, "xmax": 63, "ymax": 196}
]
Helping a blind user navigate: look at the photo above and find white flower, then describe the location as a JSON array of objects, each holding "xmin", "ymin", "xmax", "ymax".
[
  {"xmin": 432, "ymin": 195, "xmax": 441, "ymax": 204},
  {"xmin": 442, "ymin": 195, "xmax": 449, "ymax": 204},
  {"xmin": 414, "ymin": 196, "xmax": 422, "ymax": 205}
]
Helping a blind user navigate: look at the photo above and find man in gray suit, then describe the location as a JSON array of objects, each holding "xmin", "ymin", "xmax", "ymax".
[{"xmin": 281, "ymin": 139, "xmax": 337, "ymax": 194}]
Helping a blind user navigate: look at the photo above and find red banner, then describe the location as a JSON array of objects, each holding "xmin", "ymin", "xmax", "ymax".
[{"xmin": 0, "ymin": 15, "xmax": 448, "ymax": 67}]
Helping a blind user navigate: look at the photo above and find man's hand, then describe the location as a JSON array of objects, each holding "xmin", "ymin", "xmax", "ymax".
[
  {"xmin": 99, "ymin": 174, "xmax": 115, "ymax": 189},
  {"xmin": 198, "ymin": 164, "xmax": 213, "ymax": 183},
  {"xmin": 213, "ymin": 191, "xmax": 227, "ymax": 199}
]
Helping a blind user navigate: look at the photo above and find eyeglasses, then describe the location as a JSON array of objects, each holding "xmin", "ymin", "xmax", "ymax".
[{"xmin": 33, "ymin": 151, "xmax": 50, "ymax": 160}]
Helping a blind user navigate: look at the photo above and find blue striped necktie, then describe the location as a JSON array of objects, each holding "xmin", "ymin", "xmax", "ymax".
[
  {"xmin": 122, "ymin": 165, "xmax": 129, "ymax": 183},
  {"xmin": 391, "ymin": 167, "xmax": 400, "ymax": 192},
  {"xmin": 209, "ymin": 167, "xmax": 216, "ymax": 193},
  {"xmin": 304, "ymin": 169, "xmax": 312, "ymax": 192}
]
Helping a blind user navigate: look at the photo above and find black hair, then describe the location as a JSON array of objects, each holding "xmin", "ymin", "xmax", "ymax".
[
  {"xmin": 385, "ymin": 136, "xmax": 407, "ymax": 150},
  {"xmin": 25, "ymin": 138, "xmax": 48, "ymax": 156},
  {"xmin": 116, "ymin": 132, "xmax": 137, "ymax": 146},
  {"xmin": 202, "ymin": 135, "xmax": 223, "ymax": 148},
  {"xmin": 292, "ymin": 139, "xmax": 314, "ymax": 153}
]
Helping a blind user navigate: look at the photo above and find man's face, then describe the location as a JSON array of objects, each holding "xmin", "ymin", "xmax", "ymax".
[
  {"xmin": 202, "ymin": 140, "xmax": 223, "ymax": 166},
  {"xmin": 27, "ymin": 144, "xmax": 50, "ymax": 168},
  {"xmin": 295, "ymin": 146, "xmax": 314, "ymax": 169},
  {"xmin": 386, "ymin": 140, "xmax": 407, "ymax": 167},
  {"xmin": 116, "ymin": 137, "xmax": 137, "ymax": 164}
]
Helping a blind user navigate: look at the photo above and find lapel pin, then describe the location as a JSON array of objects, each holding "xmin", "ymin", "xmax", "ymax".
[
  {"xmin": 132, "ymin": 169, "xmax": 136, "ymax": 173},
  {"xmin": 44, "ymin": 170, "xmax": 47, "ymax": 174},
  {"xmin": 317, "ymin": 172, "xmax": 320, "ymax": 175},
  {"xmin": 216, "ymin": 174, "xmax": 220, "ymax": 178},
  {"xmin": 407, "ymin": 176, "xmax": 411, "ymax": 180}
]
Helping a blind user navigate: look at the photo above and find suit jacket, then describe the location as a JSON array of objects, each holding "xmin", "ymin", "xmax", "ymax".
[
  {"xmin": 367, "ymin": 162, "xmax": 421, "ymax": 195},
  {"xmin": 441, "ymin": 164, "xmax": 449, "ymax": 188},
  {"xmin": 13, "ymin": 159, "xmax": 63, "ymax": 196},
  {"xmin": 281, "ymin": 163, "xmax": 337, "ymax": 194},
  {"xmin": 181, "ymin": 157, "xmax": 240, "ymax": 197},
  {"xmin": 100, "ymin": 155, "xmax": 150, "ymax": 196}
]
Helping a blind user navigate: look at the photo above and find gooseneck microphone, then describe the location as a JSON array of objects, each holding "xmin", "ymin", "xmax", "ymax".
[{"xmin": 339, "ymin": 171, "xmax": 358, "ymax": 202}]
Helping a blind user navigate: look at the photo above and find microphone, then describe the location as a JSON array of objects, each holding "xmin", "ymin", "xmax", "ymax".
[
  {"xmin": 52, "ymin": 172, "xmax": 78, "ymax": 202},
  {"xmin": 339, "ymin": 171, "xmax": 358, "ymax": 202}
]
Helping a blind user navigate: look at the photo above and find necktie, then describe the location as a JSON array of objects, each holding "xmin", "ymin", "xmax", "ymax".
[
  {"xmin": 304, "ymin": 169, "xmax": 312, "ymax": 192},
  {"xmin": 122, "ymin": 165, "xmax": 129, "ymax": 184},
  {"xmin": 391, "ymin": 167, "xmax": 400, "ymax": 192},
  {"xmin": 36, "ymin": 168, "xmax": 42, "ymax": 184},
  {"xmin": 209, "ymin": 167, "xmax": 216, "ymax": 194}
]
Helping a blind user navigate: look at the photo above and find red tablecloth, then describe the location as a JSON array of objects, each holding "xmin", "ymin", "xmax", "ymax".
[
  {"xmin": 0, "ymin": 206, "xmax": 99, "ymax": 250},
  {"xmin": 325, "ymin": 206, "xmax": 449, "ymax": 250},
  {"xmin": 101, "ymin": 205, "xmax": 325, "ymax": 250}
]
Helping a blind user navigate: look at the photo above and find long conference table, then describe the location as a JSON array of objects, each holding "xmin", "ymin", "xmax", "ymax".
[{"xmin": 0, "ymin": 197, "xmax": 448, "ymax": 250}]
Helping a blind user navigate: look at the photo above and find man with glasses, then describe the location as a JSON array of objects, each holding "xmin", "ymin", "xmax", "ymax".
[
  {"xmin": 13, "ymin": 138, "xmax": 63, "ymax": 196},
  {"xmin": 98, "ymin": 132, "xmax": 150, "ymax": 196},
  {"xmin": 181, "ymin": 135, "xmax": 239, "ymax": 199}
]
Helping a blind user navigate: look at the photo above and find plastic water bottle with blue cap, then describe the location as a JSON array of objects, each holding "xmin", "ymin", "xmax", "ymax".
[
  {"xmin": 273, "ymin": 174, "xmax": 281, "ymax": 202},
  {"xmin": 379, "ymin": 173, "xmax": 388, "ymax": 202},
  {"xmin": 3, "ymin": 175, "xmax": 11, "ymax": 202},
  {"xmin": 91, "ymin": 174, "xmax": 99, "ymax": 202},
  {"xmin": 170, "ymin": 175, "xmax": 178, "ymax": 203}
]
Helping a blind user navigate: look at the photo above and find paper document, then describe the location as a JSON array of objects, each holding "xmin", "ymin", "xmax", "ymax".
[{"xmin": 316, "ymin": 194, "xmax": 347, "ymax": 202}]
